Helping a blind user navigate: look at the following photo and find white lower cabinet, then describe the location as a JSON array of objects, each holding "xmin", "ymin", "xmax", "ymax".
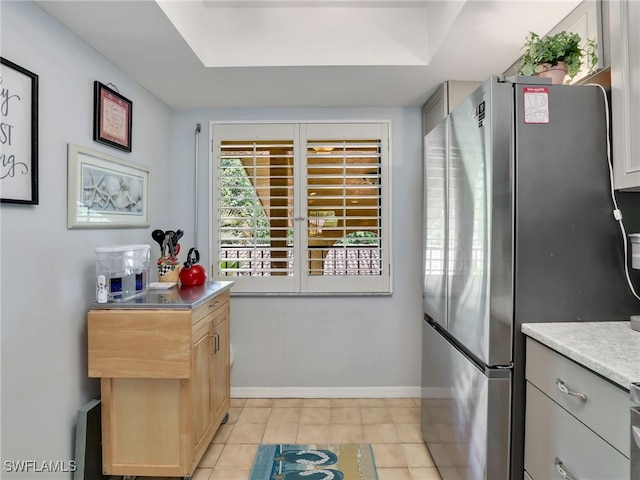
[
  {"xmin": 524, "ymin": 338, "xmax": 631, "ymax": 480},
  {"xmin": 525, "ymin": 383, "xmax": 629, "ymax": 479}
]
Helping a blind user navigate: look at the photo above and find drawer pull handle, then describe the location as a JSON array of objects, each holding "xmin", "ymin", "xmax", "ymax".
[
  {"xmin": 554, "ymin": 457, "xmax": 576, "ymax": 480},
  {"xmin": 555, "ymin": 379, "xmax": 587, "ymax": 401},
  {"xmin": 211, "ymin": 333, "xmax": 220, "ymax": 354},
  {"xmin": 210, "ymin": 301, "xmax": 221, "ymax": 308}
]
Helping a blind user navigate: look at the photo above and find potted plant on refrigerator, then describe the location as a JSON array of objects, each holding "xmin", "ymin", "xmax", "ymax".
[{"xmin": 517, "ymin": 31, "xmax": 598, "ymax": 84}]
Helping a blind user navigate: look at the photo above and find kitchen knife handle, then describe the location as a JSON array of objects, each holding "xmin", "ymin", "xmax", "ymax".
[
  {"xmin": 555, "ymin": 378, "xmax": 588, "ymax": 401},
  {"xmin": 554, "ymin": 457, "xmax": 576, "ymax": 480}
]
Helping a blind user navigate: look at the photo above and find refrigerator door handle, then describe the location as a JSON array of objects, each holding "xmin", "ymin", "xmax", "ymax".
[
  {"xmin": 555, "ymin": 378, "xmax": 588, "ymax": 401},
  {"xmin": 554, "ymin": 457, "xmax": 577, "ymax": 480}
]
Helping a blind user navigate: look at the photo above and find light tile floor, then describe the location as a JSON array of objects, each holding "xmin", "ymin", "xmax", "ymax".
[{"xmin": 189, "ymin": 397, "xmax": 442, "ymax": 480}]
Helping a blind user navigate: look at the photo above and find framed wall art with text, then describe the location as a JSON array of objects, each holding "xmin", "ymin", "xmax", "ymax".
[
  {"xmin": 93, "ymin": 81, "xmax": 132, "ymax": 152},
  {"xmin": 0, "ymin": 57, "xmax": 39, "ymax": 205}
]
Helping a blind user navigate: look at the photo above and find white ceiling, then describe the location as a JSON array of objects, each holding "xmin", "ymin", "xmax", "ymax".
[{"xmin": 34, "ymin": 0, "xmax": 582, "ymax": 109}]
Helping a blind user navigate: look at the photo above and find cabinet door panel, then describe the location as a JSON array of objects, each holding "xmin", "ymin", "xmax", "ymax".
[
  {"xmin": 104, "ymin": 378, "xmax": 185, "ymax": 477},
  {"xmin": 212, "ymin": 311, "xmax": 230, "ymax": 422},
  {"xmin": 421, "ymin": 81, "xmax": 481, "ymax": 136},
  {"xmin": 611, "ymin": 0, "xmax": 640, "ymax": 190},
  {"xmin": 192, "ymin": 322, "xmax": 214, "ymax": 456}
]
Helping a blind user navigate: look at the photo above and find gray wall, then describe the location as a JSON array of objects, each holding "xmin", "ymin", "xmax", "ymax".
[
  {"xmin": 170, "ymin": 110, "xmax": 424, "ymax": 396},
  {"xmin": 1, "ymin": 2, "xmax": 173, "ymax": 478},
  {"xmin": 1, "ymin": 2, "xmax": 424, "ymax": 477}
]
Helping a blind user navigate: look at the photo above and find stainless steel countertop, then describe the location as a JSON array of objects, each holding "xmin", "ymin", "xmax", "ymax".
[
  {"xmin": 521, "ymin": 321, "xmax": 640, "ymax": 391},
  {"xmin": 91, "ymin": 281, "xmax": 234, "ymax": 310}
]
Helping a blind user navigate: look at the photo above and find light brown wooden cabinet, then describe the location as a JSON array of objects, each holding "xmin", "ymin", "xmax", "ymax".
[{"xmin": 88, "ymin": 289, "xmax": 230, "ymax": 478}]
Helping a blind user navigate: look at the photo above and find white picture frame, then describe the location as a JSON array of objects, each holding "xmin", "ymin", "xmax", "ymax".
[{"xmin": 67, "ymin": 143, "xmax": 149, "ymax": 229}]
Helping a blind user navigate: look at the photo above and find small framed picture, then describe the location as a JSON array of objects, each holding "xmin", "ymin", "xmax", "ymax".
[{"xmin": 93, "ymin": 81, "xmax": 132, "ymax": 152}]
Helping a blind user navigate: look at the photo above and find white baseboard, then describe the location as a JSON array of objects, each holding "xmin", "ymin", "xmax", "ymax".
[{"xmin": 231, "ymin": 386, "xmax": 421, "ymax": 399}]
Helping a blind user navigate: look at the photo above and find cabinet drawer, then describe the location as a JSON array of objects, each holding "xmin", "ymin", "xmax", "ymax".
[
  {"xmin": 525, "ymin": 382, "xmax": 629, "ymax": 479},
  {"xmin": 526, "ymin": 338, "xmax": 631, "ymax": 457},
  {"xmin": 192, "ymin": 291, "xmax": 229, "ymax": 326},
  {"xmin": 88, "ymin": 309, "xmax": 192, "ymax": 378}
]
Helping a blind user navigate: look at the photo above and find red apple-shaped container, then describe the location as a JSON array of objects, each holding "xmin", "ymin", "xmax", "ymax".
[{"xmin": 179, "ymin": 248, "xmax": 207, "ymax": 286}]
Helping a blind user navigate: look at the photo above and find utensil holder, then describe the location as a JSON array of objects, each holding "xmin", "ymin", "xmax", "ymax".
[{"xmin": 157, "ymin": 256, "xmax": 180, "ymax": 283}]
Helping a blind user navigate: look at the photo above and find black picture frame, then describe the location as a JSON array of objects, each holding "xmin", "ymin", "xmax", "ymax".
[
  {"xmin": 0, "ymin": 57, "xmax": 39, "ymax": 205},
  {"xmin": 93, "ymin": 81, "xmax": 132, "ymax": 152}
]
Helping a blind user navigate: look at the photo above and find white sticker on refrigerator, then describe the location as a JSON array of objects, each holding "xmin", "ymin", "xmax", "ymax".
[{"xmin": 523, "ymin": 86, "xmax": 549, "ymax": 124}]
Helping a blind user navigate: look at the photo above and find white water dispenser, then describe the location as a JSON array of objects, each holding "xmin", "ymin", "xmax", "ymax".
[{"xmin": 95, "ymin": 244, "xmax": 150, "ymax": 302}]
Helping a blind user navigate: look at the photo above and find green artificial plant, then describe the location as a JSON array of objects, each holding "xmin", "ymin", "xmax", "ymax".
[{"xmin": 517, "ymin": 31, "xmax": 598, "ymax": 82}]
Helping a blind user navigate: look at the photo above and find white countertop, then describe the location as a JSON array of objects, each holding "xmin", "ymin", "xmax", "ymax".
[{"xmin": 521, "ymin": 321, "xmax": 640, "ymax": 391}]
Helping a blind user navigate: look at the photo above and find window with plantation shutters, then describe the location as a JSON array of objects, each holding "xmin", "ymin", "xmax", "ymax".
[{"xmin": 211, "ymin": 122, "xmax": 391, "ymax": 294}]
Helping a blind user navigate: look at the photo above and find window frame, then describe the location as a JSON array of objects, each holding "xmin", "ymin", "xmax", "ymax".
[{"xmin": 210, "ymin": 121, "xmax": 392, "ymax": 295}]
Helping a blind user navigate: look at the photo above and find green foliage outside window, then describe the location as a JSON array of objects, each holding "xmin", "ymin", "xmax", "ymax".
[
  {"xmin": 220, "ymin": 158, "xmax": 271, "ymax": 242},
  {"xmin": 335, "ymin": 231, "xmax": 379, "ymax": 245}
]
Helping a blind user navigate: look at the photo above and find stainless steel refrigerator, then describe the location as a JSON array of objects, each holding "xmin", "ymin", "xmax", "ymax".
[{"xmin": 421, "ymin": 75, "xmax": 640, "ymax": 479}]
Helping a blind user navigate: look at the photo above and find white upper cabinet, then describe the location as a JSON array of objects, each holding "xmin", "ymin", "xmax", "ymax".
[
  {"xmin": 547, "ymin": 0, "xmax": 604, "ymax": 83},
  {"xmin": 610, "ymin": 0, "xmax": 640, "ymax": 190},
  {"xmin": 503, "ymin": 1, "xmax": 603, "ymax": 84},
  {"xmin": 421, "ymin": 81, "xmax": 481, "ymax": 137}
]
